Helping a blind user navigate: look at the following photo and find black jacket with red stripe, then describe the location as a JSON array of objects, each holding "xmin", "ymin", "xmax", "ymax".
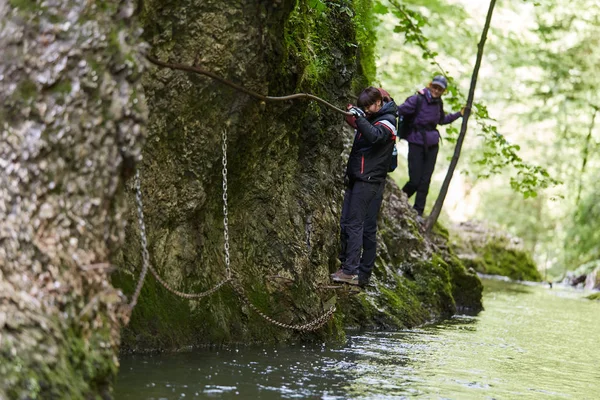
[{"xmin": 346, "ymin": 100, "xmax": 398, "ymax": 184}]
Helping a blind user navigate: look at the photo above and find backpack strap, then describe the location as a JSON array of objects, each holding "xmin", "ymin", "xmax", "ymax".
[
  {"xmin": 415, "ymin": 92, "xmax": 424, "ymax": 117},
  {"xmin": 438, "ymin": 99, "xmax": 445, "ymax": 123},
  {"xmin": 437, "ymin": 99, "xmax": 444, "ymax": 146}
]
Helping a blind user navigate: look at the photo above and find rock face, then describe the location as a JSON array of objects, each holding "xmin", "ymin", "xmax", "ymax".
[
  {"xmin": 114, "ymin": 0, "xmax": 483, "ymax": 350},
  {"xmin": 338, "ymin": 182, "xmax": 483, "ymax": 329},
  {"xmin": 584, "ymin": 268, "xmax": 600, "ymax": 291},
  {"xmin": 0, "ymin": 1, "xmax": 146, "ymax": 398},
  {"xmin": 450, "ymin": 221, "xmax": 542, "ymax": 282}
]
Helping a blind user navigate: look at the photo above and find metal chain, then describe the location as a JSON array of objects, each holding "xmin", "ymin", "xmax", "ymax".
[
  {"xmin": 220, "ymin": 128, "xmax": 335, "ymax": 332},
  {"xmin": 146, "ymin": 264, "xmax": 230, "ymax": 299},
  {"xmin": 222, "ymin": 129, "xmax": 231, "ymax": 280},
  {"xmin": 127, "ymin": 128, "xmax": 336, "ymax": 331},
  {"xmin": 229, "ymin": 278, "xmax": 336, "ymax": 332},
  {"xmin": 130, "ymin": 169, "xmax": 230, "ymax": 304},
  {"xmin": 129, "ymin": 169, "xmax": 150, "ymax": 308}
]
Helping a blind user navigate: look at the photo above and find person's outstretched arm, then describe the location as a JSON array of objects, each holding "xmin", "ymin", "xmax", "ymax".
[
  {"xmin": 440, "ymin": 109, "xmax": 463, "ymax": 125},
  {"xmin": 355, "ymin": 117, "xmax": 394, "ymax": 144}
]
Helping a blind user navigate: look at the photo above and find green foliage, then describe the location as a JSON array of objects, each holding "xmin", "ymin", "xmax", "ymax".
[
  {"xmin": 473, "ymin": 122, "xmax": 560, "ymax": 197},
  {"xmin": 513, "ymin": 0, "xmax": 600, "ymax": 272},
  {"xmin": 377, "ymin": 0, "xmax": 600, "ymax": 276},
  {"xmin": 564, "ymin": 192, "xmax": 600, "ymax": 268},
  {"xmin": 381, "ymin": 0, "xmax": 558, "ymax": 199},
  {"xmin": 286, "ymin": 0, "xmax": 377, "ymax": 91}
]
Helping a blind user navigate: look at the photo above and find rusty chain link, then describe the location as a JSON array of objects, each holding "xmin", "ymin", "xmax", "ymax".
[
  {"xmin": 128, "ymin": 128, "xmax": 336, "ymax": 331},
  {"xmin": 229, "ymin": 278, "xmax": 336, "ymax": 331}
]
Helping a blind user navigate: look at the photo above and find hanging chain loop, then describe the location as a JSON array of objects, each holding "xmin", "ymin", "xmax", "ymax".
[{"xmin": 128, "ymin": 127, "xmax": 336, "ymax": 331}]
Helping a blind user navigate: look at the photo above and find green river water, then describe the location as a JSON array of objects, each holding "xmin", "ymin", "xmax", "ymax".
[{"xmin": 115, "ymin": 279, "xmax": 600, "ymax": 399}]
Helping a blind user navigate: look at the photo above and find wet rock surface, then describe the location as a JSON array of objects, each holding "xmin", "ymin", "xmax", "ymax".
[{"xmin": 0, "ymin": 1, "xmax": 146, "ymax": 397}]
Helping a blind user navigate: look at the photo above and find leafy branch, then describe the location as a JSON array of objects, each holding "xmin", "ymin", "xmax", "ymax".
[{"xmin": 377, "ymin": 0, "xmax": 559, "ymax": 198}]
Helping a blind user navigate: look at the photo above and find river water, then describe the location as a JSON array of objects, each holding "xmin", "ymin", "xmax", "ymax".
[{"xmin": 115, "ymin": 279, "xmax": 600, "ymax": 399}]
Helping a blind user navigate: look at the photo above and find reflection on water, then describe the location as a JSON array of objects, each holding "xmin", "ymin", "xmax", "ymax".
[{"xmin": 115, "ymin": 280, "xmax": 600, "ymax": 399}]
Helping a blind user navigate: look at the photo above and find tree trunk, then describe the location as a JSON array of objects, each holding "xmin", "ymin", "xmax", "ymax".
[
  {"xmin": 425, "ymin": 0, "xmax": 497, "ymax": 233},
  {"xmin": 0, "ymin": 1, "xmax": 147, "ymax": 398},
  {"xmin": 576, "ymin": 108, "xmax": 597, "ymax": 206}
]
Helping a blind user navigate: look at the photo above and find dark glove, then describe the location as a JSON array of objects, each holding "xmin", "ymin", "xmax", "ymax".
[{"xmin": 349, "ymin": 106, "xmax": 366, "ymax": 119}]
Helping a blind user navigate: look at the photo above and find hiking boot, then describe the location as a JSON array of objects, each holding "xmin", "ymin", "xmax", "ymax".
[
  {"xmin": 358, "ymin": 277, "xmax": 370, "ymax": 288},
  {"xmin": 331, "ymin": 269, "xmax": 359, "ymax": 286},
  {"xmin": 416, "ymin": 215, "xmax": 425, "ymax": 224},
  {"xmin": 330, "ymin": 269, "xmax": 343, "ymax": 280}
]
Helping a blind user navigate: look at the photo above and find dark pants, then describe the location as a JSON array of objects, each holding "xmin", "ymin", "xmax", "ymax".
[
  {"xmin": 401, "ymin": 143, "xmax": 439, "ymax": 216},
  {"xmin": 339, "ymin": 180, "xmax": 385, "ymax": 277}
]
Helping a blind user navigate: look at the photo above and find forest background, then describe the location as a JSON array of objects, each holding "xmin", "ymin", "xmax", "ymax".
[{"xmin": 368, "ymin": 0, "xmax": 600, "ymax": 279}]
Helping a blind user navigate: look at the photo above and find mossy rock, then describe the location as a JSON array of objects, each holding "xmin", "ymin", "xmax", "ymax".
[
  {"xmin": 115, "ymin": 0, "xmax": 484, "ymax": 349},
  {"xmin": 451, "ymin": 221, "xmax": 542, "ymax": 282},
  {"xmin": 586, "ymin": 293, "xmax": 600, "ymax": 301}
]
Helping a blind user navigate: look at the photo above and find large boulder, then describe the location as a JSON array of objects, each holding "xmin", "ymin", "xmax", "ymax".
[{"xmin": 450, "ymin": 221, "xmax": 542, "ymax": 282}]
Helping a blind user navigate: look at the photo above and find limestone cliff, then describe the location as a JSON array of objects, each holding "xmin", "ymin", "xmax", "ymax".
[{"xmin": 114, "ymin": 0, "xmax": 482, "ymax": 350}]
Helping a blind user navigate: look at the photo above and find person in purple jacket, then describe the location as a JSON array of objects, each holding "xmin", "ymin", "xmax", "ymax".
[{"xmin": 397, "ymin": 75, "xmax": 464, "ymax": 219}]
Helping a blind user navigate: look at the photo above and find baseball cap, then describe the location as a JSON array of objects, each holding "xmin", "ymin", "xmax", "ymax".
[{"xmin": 431, "ymin": 75, "xmax": 448, "ymax": 89}]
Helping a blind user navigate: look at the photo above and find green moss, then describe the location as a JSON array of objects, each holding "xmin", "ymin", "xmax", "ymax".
[
  {"xmin": 15, "ymin": 79, "xmax": 38, "ymax": 102},
  {"xmin": 352, "ymin": 0, "xmax": 377, "ymax": 87},
  {"xmin": 338, "ymin": 261, "xmax": 458, "ymax": 331},
  {"xmin": 284, "ymin": 2, "xmax": 335, "ymax": 89},
  {"xmin": 413, "ymin": 256, "xmax": 455, "ymax": 317},
  {"xmin": 444, "ymin": 254, "xmax": 483, "ymax": 312},
  {"xmin": 282, "ymin": 0, "xmax": 377, "ymax": 94},
  {"xmin": 1, "ymin": 322, "xmax": 117, "ymax": 399},
  {"xmin": 114, "ymin": 268, "xmax": 212, "ymax": 350},
  {"xmin": 586, "ymin": 292, "xmax": 600, "ymax": 301},
  {"xmin": 432, "ymin": 221, "xmax": 450, "ymax": 241},
  {"xmin": 480, "ymin": 243, "xmax": 541, "ymax": 281},
  {"xmin": 50, "ymin": 79, "xmax": 72, "ymax": 97},
  {"xmin": 9, "ymin": 0, "xmax": 37, "ymax": 11},
  {"xmin": 451, "ymin": 225, "xmax": 542, "ymax": 282}
]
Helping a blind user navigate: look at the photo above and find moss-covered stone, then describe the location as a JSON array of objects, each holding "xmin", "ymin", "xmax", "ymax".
[
  {"xmin": 451, "ymin": 221, "xmax": 542, "ymax": 282},
  {"xmin": 586, "ymin": 292, "xmax": 600, "ymax": 301}
]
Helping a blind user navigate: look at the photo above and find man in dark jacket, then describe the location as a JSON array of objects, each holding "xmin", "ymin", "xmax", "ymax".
[
  {"xmin": 398, "ymin": 75, "xmax": 464, "ymax": 218},
  {"xmin": 332, "ymin": 87, "xmax": 397, "ymax": 286}
]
